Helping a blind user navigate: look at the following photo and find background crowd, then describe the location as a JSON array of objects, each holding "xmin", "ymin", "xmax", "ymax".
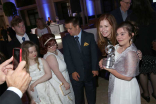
[{"xmin": 0, "ymin": 0, "xmax": 156, "ymax": 104}]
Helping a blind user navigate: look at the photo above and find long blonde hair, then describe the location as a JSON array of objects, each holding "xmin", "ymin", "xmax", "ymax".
[
  {"xmin": 97, "ymin": 13, "xmax": 117, "ymax": 56},
  {"xmin": 21, "ymin": 41, "xmax": 40, "ymax": 73}
]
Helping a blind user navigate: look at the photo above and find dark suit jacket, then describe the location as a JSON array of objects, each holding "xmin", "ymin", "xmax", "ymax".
[
  {"xmin": 62, "ymin": 30, "xmax": 99, "ymax": 81},
  {"xmin": 7, "ymin": 33, "xmax": 40, "ymax": 58},
  {"xmin": 0, "ymin": 90, "xmax": 22, "ymax": 104},
  {"xmin": 111, "ymin": 7, "xmax": 131, "ymax": 25},
  {"xmin": 46, "ymin": 20, "xmax": 52, "ymax": 26},
  {"xmin": 1, "ymin": 29, "xmax": 8, "ymax": 42},
  {"xmin": 7, "ymin": 27, "xmax": 16, "ymax": 39},
  {"xmin": 0, "ymin": 41, "xmax": 8, "ymax": 58}
]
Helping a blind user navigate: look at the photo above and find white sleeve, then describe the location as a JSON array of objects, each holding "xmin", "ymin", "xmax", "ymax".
[{"xmin": 7, "ymin": 87, "xmax": 23, "ymax": 98}]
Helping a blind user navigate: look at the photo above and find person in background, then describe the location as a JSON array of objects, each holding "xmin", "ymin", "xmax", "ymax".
[
  {"xmin": 21, "ymin": 41, "xmax": 62, "ymax": 104},
  {"xmin": 46, "ymin": 17, "xmax": 53, "ymax": 26},
  {"xmin": 35, "ymin": 18, "xmax": 53, "ymax": 38},
  {"xmin": 126, "ymin": 0, "xmax": 156, "ymax": 102},
  {"xmin": 0, "ymin": 57, "xmax": 31, "ymax": 104},
  {"xmin": 111, "ymin": 0, "xmax": 132, "ymax": 25},
  {"xmin": 103, "ymin": 21, "xmax": 140, "ymax": 104},
  {"xmin": 55, "ymin": 16, "xmax": 60, "ymax": 24},
  {"xmin": 7, "ymin": 17, "xmax": 40, "ymax": 58},
  {"xmin": 40, "ymin": 34, "xmax": 75, "ymax": 104},
  {"xmin": 63, "ymin": 17, "xmax": 99, "ymax": 104}
]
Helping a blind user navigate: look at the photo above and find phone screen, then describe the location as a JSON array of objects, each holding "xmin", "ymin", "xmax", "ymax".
[{"xmin": 13, "ymin": 48, "xmax": 22, "ymax": 70}]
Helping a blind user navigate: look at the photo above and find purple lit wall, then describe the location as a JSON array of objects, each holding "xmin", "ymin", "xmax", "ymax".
[
  {"xmin": 86, "ymin": 0, "xmax": 95, "ymax": 16},
  {"xmin": 36, "ymin": 0, "xmax": 56, "ymax": 22},
  {"xmin": 42, "ymin": 3, "xmax": 50, "ymax": 20}
]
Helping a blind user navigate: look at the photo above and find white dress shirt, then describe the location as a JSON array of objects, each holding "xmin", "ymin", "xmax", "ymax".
[
  {"xmin": 7, "ymin": 87, "xmax": 23, "ymax": 98},
  {"xmin": 74, "ymin": 29, "xmax": 82, "ymax": 45},
  {"xmin": 16, "ymin": 33, "xmax": 30, "ymax": 44}
]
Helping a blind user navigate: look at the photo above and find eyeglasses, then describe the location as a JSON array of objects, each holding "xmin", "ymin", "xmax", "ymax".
[
  {"xmin": 122, "ymin": 1, "xmax": 132, "ymax": 5},
  {"xmin": 48, "ymin": 43, "xmax": 57, "ymax": 48}
]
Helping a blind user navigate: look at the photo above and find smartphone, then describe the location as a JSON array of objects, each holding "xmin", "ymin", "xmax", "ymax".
[
  {"xmin": 30, "ymin": 87, "xmax": 40, "ymax": 103},
  {"xmin": 13, "ymin": 48, "xmax": 22, "ymax": 70}
]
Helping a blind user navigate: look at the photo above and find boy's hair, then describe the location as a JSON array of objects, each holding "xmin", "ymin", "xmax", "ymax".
[
  {"xmin": 11, "ymin": 17, "xmax": 23, "ymax": 27},
  {"xmin": 65, "ymin": 17, "xmax": 80, "ymax": 27}
]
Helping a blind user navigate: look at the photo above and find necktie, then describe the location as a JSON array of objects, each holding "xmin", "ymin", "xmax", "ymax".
[
  {"xmin": 22, "ymin": 37, "xmax": 25, "ymax": 42},
  {"xmin": 74, "ymin": 36, "xmax": 81, "ymax": 52}
]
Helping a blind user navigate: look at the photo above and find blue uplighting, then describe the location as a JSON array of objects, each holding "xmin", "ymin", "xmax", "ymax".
[
  {"xmin": 43, "ymin": 4, "xmax": 50, "ymax": 21},
  {"xmin": 86, "ymin": 0, "xmax": 95, "ymax": 16}
]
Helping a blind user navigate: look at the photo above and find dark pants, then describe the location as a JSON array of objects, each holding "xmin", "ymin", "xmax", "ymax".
[{"xmin": 70, "ymin": 77, "xmax": 96, "ymax": 104}]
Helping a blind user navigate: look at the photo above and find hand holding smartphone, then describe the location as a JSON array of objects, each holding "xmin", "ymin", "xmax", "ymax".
[{"xmin": 13, "ymin": 48, "xmax": 22, "ymax": 70}]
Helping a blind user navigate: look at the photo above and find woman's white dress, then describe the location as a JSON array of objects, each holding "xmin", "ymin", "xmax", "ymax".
[
  {"xmin": 29, "ymin": 58, "xmax": 62, "ymax": 104},
  {"xmin": 43, "ymin": 50, "xmax": 75, "ymax": 104},
  {"xmin": 108, "ymin": 44, "xmax": 141, "ymax": 104}
]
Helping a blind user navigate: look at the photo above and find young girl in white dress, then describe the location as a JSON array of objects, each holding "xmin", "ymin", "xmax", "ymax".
[
  {"xmin": 103, "ymin": 21, "xmax": 141, "ymax": 104},
  {"xmin": 21, "ymin": 41, "xmax": 62, "ymax": 104},
  {"xmin": 39, "ymin": 34, "xmax": 75, "ymax": 104}
]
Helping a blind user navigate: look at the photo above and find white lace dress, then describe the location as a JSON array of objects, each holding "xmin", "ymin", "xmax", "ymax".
[
  {"xmin": 29, "ymin": 58, "xmax": 62, "ymax": 104},
  {"xmin": 43, "ymin": 50, "xmax": 75, "ymax": 104},
  {"xmin": 108, "ymin": 44, "xmax": 141, "ymax": 104}
]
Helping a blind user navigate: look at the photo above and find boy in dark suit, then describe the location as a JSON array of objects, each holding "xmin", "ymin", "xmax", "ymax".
[
  {"xmin": 63, "ymin": 17, "xmax": 99, "ymax": 104},
  {"xmin": 7, "ymin": 17, "xmax": 39, "ymax": 58}
]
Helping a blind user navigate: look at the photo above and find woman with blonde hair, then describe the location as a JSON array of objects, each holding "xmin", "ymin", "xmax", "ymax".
[
  {"xmin": 21, "ymin": 41, "xmax": 62, "ymax": 104},
  {"xmin": 127, "ymin": 0, "xmax": 156, "ymax": 102}
]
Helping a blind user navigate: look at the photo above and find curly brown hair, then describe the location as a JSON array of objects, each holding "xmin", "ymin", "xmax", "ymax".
[{"xmin": 39, "ymin": 33, "xmax": 57, "ymax": 55}]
